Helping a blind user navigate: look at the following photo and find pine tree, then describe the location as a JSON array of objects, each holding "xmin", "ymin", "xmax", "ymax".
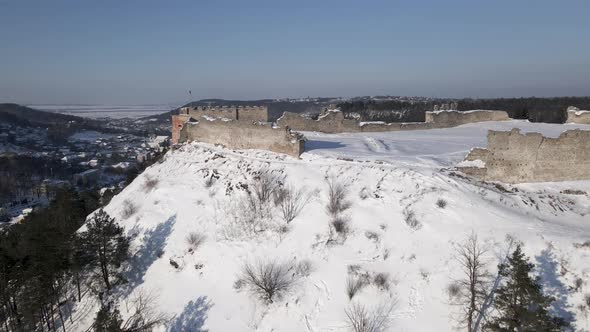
[
  {"xmin": 484, "ymin": 244, "xmax": 568, "ymax": 332},
  {"xmin": 82, "ymin": 209, "xmax": 129, "ymax": 291},
  {"xmin": 93, "ymin": 303, "xmax": 123, "ymax": 332}
]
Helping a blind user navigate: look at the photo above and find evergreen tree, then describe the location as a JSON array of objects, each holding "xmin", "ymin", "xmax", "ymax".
[
  {"xmin": 82, "ymin": 209, "xmax": 129, "ymax": 291},
  {"xmin": 93, "ymin": 303, "xmax": 123, "ymax": 332},
  {"xmin": 484, "ymin": 244, "xmax": 568, "ymax": 332}
]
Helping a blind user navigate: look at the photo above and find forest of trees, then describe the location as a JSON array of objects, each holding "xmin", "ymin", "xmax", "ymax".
[
  {"xmin": 337, "ymin": 96, "xmax": 590, "ymax": 123},
  {"xmin": 0, "ymin": 189, "xmax": 135, "ymax": 332}
]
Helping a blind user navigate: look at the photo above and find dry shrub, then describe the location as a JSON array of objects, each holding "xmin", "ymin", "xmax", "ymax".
[
  {"xmin": 186, "ymin": 231, "xmax": 206, "ymax": 252},
  {"xmin": 436, "ymin": 198, "xmax": 448, "ymax": 209},
  {"xmin": 275, "ymin": 184, "xmax": 313, "ymax": 224},
  {"xmin": 346, "ymin": 275, "xmax": 367, "ymax": 300},
  {"xmin": 143, "ymin": 175, "xmax": 159, "ymax": 192},
  {"xmin": 365, "ymin": 231, "xmax": 379, "ymax": 242},
  {"xmin": 404, "ymin": 209, "xmax": 421, "ymax": 230},
  {"xmin": 121, "ymin": 199, "xmax": 137, "ymax": 219},
  {"xmin": 326, "ymin": 177, "xmax": 351, "ymax": 218},
  {"xmin": 295, "ymin": 259, "xmax": 315, "ymax": 277},
  {"xmin": 447, "ymin": 282, "xmax": 462, "ymax": 299},
  {"xmin": 373, "ymin": 273, "xmax": 390, "ymax": 291},
  {"xmin": 252, "ymin": 169, "xmax": 283, "ymax": 207},
  {"xmin": 237, "ymin": 260, "xmax": 297, "ymax": 303},
  {"xmin": 345, "ymin": 301, "xmax": 395, "ymax": 332}
]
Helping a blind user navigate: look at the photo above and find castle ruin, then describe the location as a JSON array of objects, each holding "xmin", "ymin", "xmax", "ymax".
[
  {"xmin": 172, "ymin": 105, "xmax": 269, "ymax": 144},
  {"xmin": 458, "ymin": 128, "xmax": 590, "ymax": 183},
  {"xmin": 276, "ymin": 109, "xmax": 510, "ymax": 133}
]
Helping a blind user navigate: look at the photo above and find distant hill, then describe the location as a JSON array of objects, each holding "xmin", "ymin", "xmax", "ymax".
[{"xmin": 0, "ymin": 103, "xmax": 84, "ymax": 127}]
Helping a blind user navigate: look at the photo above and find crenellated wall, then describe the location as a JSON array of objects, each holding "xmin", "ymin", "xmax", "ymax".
[
  {"xmin": 459, "ymin": 128, "xmax": 590, "ymax": 183},
  {"xmin": 177, "ymin": 119, "xmax": 304, "ymax": 157},
  {"xmin": 276, "ymin": 110, "xmax": 509, "ymax": 133},
  {"xmin": 179, "ymin": 105, "xmax": 269, "ymax": 122}
]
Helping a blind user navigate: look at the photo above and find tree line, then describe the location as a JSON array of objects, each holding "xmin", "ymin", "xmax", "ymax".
[{"xmin": 337, "ymin": 96, "xmax": 590, "ymax": 123}]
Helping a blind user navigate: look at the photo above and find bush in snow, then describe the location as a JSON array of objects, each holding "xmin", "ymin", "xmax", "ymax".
[
  {"xmin": 142, "ymin": 175, "xmax": 159, "ymax": 192},
  {"xmin": 121, "ymin": 199, "xmax": 137, "ymax": 219},
  {"xmin": 204, "ymin": 175, "xmax": 215, "ymax": 188},
  {"xmin": 345, "ymin": 301, "xmax": 395, "ymax": 332},
  {"xmin": 275, "ymin": 184, "xmax": 313, "ymax": 224},
  {"xmin": 252, "ymin": 169, "xmax": 283, "ymax": 208},
  {"xmin": 436, "ymin": 198, "xmax": 448, "ymax": 209},
  {"xmin": 346, "ymin": 275, "xmax": 367, "ymax": 300},
  {"xmin": 329, "ymin": 216, "xmax": 351, "ymax": 243},
  {"xmin": 365, "ymin": 231, "xmax": 379, "ymax": 242},
  {"xmin": 359, "ymin": 187, "xmax": 370, "ymax": 200},
  {"xmin": 326, "ymin": 177, "xmax": 351, "ymax": 218},
  {"xmin": 447, "ymin": 282, "xmax": 461, "ymax": 300},
  {"xmin": 295, "ymin": 259, "xmax": 315, "ymax": 277},
  {"xmin": 237, "ymin": 259, "xmax": 297, "ymax": 303},
  {"xmin": 585, "ymin": 293, "xmax": 590, "ymax": 307},
  {"xmin": 403, "ymin": 209, "xmax": 421, "ymax": 230},
  {"xmin": 186, "ymin": 231, "xmax": 206, "ymax": 252},
  {"xmin": 373, "ymin": 272, "xmax": 390, "ymax": 291}
]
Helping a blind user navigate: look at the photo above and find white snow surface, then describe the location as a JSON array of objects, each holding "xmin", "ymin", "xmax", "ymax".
[{"xmin": 73, "ymin": 121, "xmax": 590, "ymax": 331}]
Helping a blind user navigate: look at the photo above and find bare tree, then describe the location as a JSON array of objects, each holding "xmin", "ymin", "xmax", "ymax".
[
  {"xmin": 121, "ymin": 291, "xmax": 169, "ymax": 332},
  {"xmin": 276, "ymin": 185, "xmax": 313, "ymax": 223},
  {"xmin": 345, "ymin": 301, "xmax": 396, "ymax": 332},
  {"xmin": 452, "ymin": 232, "xmax": 490, "ymax": 332}
]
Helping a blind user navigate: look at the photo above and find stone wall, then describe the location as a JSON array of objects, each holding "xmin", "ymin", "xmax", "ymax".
[
  {"xmin": 178, "ymin": 119, "xmax": 304, "ymax": 157},
  {"xmin": 179, "ymin": 105, "xmax": 269, "ymax": 122},
  {"xmin": 277, "ymin": 111, "xmax": 359, "ymax": 133},
  {"xmin": 277, "ymin": 109, "xmax": 509, "ymax": 133},
  {"xmin": 459, "ymin": 128, "xmax": 590, "ymax": 183},
  {"xmin": 424, "ymin": 110, "xmax": 510, "ymax": 126},
  {"xmin": 566, "ymin": 107, "xmax": 590, "ymax": 124},
  {"xmin": 171, "ymin": 114, "xmax": 190, "ymax": 144}
]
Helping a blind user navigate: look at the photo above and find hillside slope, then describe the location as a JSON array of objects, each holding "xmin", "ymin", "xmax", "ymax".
[
  {"xmin": 73, "ymin": 122, "xmax": 590, "ymax": 332},
  {"xmin": 0, "ymin": 103, "xmax": 83, "ymax": 126}
]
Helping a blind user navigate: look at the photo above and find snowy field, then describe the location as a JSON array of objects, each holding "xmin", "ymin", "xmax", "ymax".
[
  {"xmin": 29, "ymin": 104, "xmax": 174, "ymax": 119},
  {"xmin": 71, "ymin": 121, "xmax": 590, "ymax": 332},
  {"xmin": 304, "ymin": 120, "xmax": 590, "ymax": 168}
]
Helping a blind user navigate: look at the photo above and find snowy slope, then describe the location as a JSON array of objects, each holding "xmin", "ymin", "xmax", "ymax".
[{"xmin": 73, "ymin": 121, "xmax": 590, "ymax": 332}]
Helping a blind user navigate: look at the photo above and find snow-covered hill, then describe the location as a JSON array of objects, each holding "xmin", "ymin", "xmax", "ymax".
[{"xmin": 74, "ymin": 121, "xmax": 590, "ymax": 331}]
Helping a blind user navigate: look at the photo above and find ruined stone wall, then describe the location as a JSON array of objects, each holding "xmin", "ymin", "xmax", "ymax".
[
  {"xmin": 171, "ymin": 114, "xmax": 190, "ymax": 144},
  {"xmin": 276, "ymin": 111, "xmax": 359, "ymax": 133},
  {"xmin": 459, "ymin": 129, "xmax": 590, "ymax": 183},
  {"xmin": 566, "ymin": 107, "xmax": 590, "ymax": 124},
  {"xmin": 424, "ymin": 110, "xmax": 510, "ymax": 126},
  {"xmin": 180, "ymin": 105, "xmax": 269, "ymax": 122},
  {"xmin": 277, "ymin": 109, "xmax": 509, "ymax": 133},
  {"xmin": 178, "ymin": 119, "xmax": 304, "ymax": 157}
]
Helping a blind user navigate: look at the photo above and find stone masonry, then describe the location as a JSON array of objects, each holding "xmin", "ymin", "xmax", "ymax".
[
  {"xmin": 276, "ymin": 109, "xmax": 510, "ymax": 133},
  {"xmin": 173, "ymin": 105, "xmax": 270, "ymax": 144},
  {"xmin": 177, "ymin": 118, "xmax": 304, "ymax": 157},
  {"xmin": 459, "ymin": 128, "xmax": 590, "ymax": 183},
  {"xmin": 566, "ymin": 106, "xmax": 590, "ymax": 124}
]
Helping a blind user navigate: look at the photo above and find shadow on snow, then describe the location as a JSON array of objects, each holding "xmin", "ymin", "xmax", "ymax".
[
  {"xmin": 119, "ymin": 214, "xmax": 176, "ymax": 296},
  {"xmin": 535, "ymin": 247, "xmax": 575, "ymax": 323},
  {"xmin": 167, "ymin": 296, "xmax": 213, "ymax": 332}
]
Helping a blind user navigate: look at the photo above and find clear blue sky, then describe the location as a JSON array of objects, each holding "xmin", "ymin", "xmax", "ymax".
[{"xmin": 1, "ymin": 0, "xmax": 590, "ymax": 105}]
